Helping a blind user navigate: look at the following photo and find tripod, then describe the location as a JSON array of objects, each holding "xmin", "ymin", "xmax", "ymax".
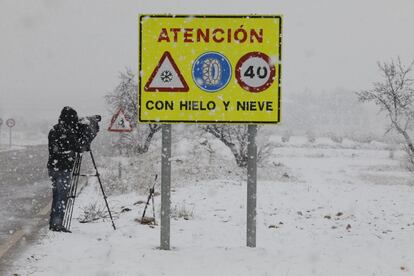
[
  {"xmin": 140, "ymin": 174, "xmax": 157, "ymax": 225},
  {"xmin": 62, "ymin": 149, "xmax": 116, "ymax": 230}
]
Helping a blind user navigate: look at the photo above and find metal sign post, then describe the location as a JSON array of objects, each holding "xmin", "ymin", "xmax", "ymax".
[
  {"xmin": 6, "ymin": 119, "xmax": 15, "ymax": 148},
  {"xmin": 118, "ymin": 133, "xmax": 122, "ymax": 178},
  {"xmin": 0, "ymin": 118, "xmax": 3, "ymax": 145},
  {"xmin": 247, "ymin": 125, "xmax": 257, "ymax": 247},
  {"xmin": 160, "ymin": 124, "xmax": 171, "ymax": 250}
]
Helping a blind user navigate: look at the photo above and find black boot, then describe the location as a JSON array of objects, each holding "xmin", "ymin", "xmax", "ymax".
[
  {"xmin": 49, "ymin": 225, "xmax": 61, "ymax": 232},
  {"xmin": 49, "ymin": 225, "xmax": 72, "ymax": 233},
  {"xmin": 60, "ymin": 226, "xmax": 72, "ymax": 233}
]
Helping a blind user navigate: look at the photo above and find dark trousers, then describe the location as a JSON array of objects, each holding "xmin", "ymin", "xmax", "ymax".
[{"xmin": 49, "ymin": 170, "xmax": 72, "ymax": 228}]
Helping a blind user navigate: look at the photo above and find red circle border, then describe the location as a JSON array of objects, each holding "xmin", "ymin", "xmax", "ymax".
[
  {"xmin": 235, "ymin": 52, "xmax": 276, "ymax": 93},
  {"xmin": 6, "ymin": 119, "xmax": 15, "ymax": 128}
]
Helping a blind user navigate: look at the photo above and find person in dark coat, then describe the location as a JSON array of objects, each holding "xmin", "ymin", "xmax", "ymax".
[{"xmin": 47, "ymin": 106, "xmax": 81, "ymax": 232}]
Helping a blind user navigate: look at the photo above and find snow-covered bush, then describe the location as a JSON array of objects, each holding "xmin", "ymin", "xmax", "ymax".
[
  {"xmin": 201, "ymin": 125, "xmax": 249, "ymax": 167},
  {"xmin": 171, "ymin": 202, "xmax": 194, "ymax": 220},
  {"xmin": 99, "ymin": 154, "xmax": 160, "ymax": 196},
  {"xmin": 256, "ymin": 133, "xmax": 277, "ymax": 166},
  {"xmin": 78, "ymin": 202, "xmax": 109, "ymax": 223},
  {"xmin": 96, "ymin": 125, "xmax": 293, "ymax": 195},
  {"xmin": 257, "ymin": 142, "xmax": 276, "ymax": 166},
  {"xmin": 100, "ymin": 167, "xmax": 132, "ymax": 195},
  {"xmin": 281, "ymin": 130, "xmax": 292, "ymax": 143},
  {"xmin": 388, "ymin": 149, "xmax": 395, "ymax": 159},
  {"xmin": 351, "ymin": 132, "xmax": 376, "ymax": 144},
  {"xmin": 306, "ymin": 130, "xmax": 316, "ymax": 143},
  {"xmin": 403, "ymin": 145, "xmax": 414, "ymax": 171},
  {"xmin": 173, "ymin": 128, "xmax": 245, "ymax": 182},
  {"xmin": 328, "ymin": 132, "xmax": 343, "ymax": 144}
]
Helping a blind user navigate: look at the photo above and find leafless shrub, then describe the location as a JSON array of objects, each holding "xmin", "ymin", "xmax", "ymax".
[
  {"xmin": 202, "ymin": 125, "xmax": 249, "ymax": 167},
  {"xmin": 306, "ymin": 130, "xmax": 316, "ymax": 143},
  {"xmin": 352, "ymin": 133, "xmax": 376, "ymax": 144},
  {"xmin": 328, "ymin": 132, "xmax": 343, "ymax": 144},
  {"xmin": 357, "ymin": 57, "xmax": 414, "ymax": 168},
  {"xmin": 201, "ymin": 125, "xmax": 277, "ymax": 168},
  {"xmin": 78, "ymin": 202, "xmax": 110, "ymax": 223},
  {"xmin": 171, "ymin": 202, "xmax": 194, "ymax": 220},
  {"xmin": 281, "ymin": 130, "xmax": 292, "ymax": 143},
  {"xmin": 403, "ymin": 145, "xmax": 414, "ymax": 171},
  {"xmin": 257, "ymin": 141, "xmax": 276, "ymax": 166},
  {"xmin": 101, "ymin": 168, "xmax": 130, "ymax": 195}
]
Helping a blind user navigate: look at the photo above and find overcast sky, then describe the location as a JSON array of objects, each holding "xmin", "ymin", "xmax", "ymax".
[{"xmin": 1, "ymin": 0, "xmax": 414, "ymax": 120}]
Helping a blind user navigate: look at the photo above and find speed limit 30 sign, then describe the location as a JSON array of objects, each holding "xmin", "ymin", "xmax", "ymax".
[{"xmin": 139, "ymin": 15, "xmax": 282, "ymax": 124}]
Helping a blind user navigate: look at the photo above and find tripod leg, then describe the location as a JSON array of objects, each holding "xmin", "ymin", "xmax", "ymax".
[
  {"xmin": 141, "ymin": 175, "xmax": 157, "ymax": 223},
  {"xmin": 63, "ymin": 154, "xmax": 82, "ymax": 230},
  {"xmin": 141, "ymin": 191, "xmax": 152, "ymax": 222},
  {"xmin": 62, "ymin": 158, "xmax": 77, "ymax": 229},
  {"xmin": 68, "ymin": 154, "xmax": 82, "ymax": 229},
  {"xmin": 89, "ymin": 150, "xmax": 116, "ymax": 230},
  {"xmin": 151, "ymin": 192, "xmax": 156, "ymax": 225}
]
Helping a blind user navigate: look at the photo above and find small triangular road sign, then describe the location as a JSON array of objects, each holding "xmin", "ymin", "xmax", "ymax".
[
  {"xmin": 144, "ymin": 51, "xmax": 189, "ymax": 92},
  {"xmin": 108, "ymin": 108, "xmax": 133, "ymax": 132}
]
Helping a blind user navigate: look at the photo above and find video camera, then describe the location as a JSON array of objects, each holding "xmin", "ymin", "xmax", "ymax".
[{"xmin": 77, "ymin": 115, "xmax": 101, "ymax": 152}]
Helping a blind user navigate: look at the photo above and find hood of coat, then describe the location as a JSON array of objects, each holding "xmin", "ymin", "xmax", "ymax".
[{"xmin": 59, "ymin": 106, "xmax": 78, "ymax": 127}]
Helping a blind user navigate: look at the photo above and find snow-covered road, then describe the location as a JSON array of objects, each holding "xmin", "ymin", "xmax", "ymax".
[
  {"xmin": 5, "ymin": 146, "xmax": 414, "ymax": 275},
  {"xmin": 0, "ymin": 145, "xmax": 50, "ymax": 267}
]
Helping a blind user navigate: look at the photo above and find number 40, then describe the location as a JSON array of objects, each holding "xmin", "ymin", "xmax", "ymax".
[{"xmin": 243, "ymin": 66, "xmax": 268, "ymax": 79}]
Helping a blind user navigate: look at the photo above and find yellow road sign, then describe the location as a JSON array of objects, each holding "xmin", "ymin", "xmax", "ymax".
[{"xmin": 139, "ymin": 15, "xmax": 282, "ymax": 124}]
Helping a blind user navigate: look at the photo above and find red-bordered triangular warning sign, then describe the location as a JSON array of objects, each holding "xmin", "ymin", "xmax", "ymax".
[
  {"xmin": 144, "ymin": 51, "xmax": 189, "ymax": 92},
  {"xmin": 108, "ymin": 108, "xmax": 133, "ymax": 132}
]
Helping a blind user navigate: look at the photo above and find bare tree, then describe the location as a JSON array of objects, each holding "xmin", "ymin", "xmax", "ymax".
[
  {"xmin": 357, "ymin": 58, "xmax": 414, "ymax": 163},
  {"xmin": 105, "ymin": 68, "xmax": 161, "ymax": 154},
  {"xmin": 203, "ymin": 125, "xmax": 249, "ymax": 167},
  {"xmin": 202, "ymin": 125, "xmax": 275, "ymax": 167}
]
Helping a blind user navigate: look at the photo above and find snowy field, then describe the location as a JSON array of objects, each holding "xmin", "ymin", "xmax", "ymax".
[
  {"xmin": 7, "ymin": 142, "xmax": 414, "ymax": 276},
  {"xmin": 0, "ymin": 131, "xmax": 47, "ymax": 148},
  {"xmin": 0, "ymin": 145, "xmax": 25, "ymax": 153}
]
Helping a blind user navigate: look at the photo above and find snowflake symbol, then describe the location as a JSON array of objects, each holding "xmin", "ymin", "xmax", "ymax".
[{"xmin": 160, "ymin": 70, "xmax": 173, "ymax": 83}]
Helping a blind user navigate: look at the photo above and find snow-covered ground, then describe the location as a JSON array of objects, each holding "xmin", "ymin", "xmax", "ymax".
[
  {"xmin": 0, "ymin": 145, "xmax": 25, "ymax": 153},
  {"xmin": 7, "ymin": 145, "xmax": 414, "ymax": 276},
  {"xmin": 0, "ymin": 131, "xmax": 47, "ymax": 148}
]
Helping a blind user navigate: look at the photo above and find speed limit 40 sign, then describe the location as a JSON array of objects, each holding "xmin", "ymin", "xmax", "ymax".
[
  {"xmin": 236, "ymin": 52, "xmax": 276, "ymax": 93},
  {"xmin": 139, "ymin": 15, "xmax": 282, "ymax": 124},
  {"xmin": 6, "ymin": 118, "xmax": 15, "ymax": 128}
]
